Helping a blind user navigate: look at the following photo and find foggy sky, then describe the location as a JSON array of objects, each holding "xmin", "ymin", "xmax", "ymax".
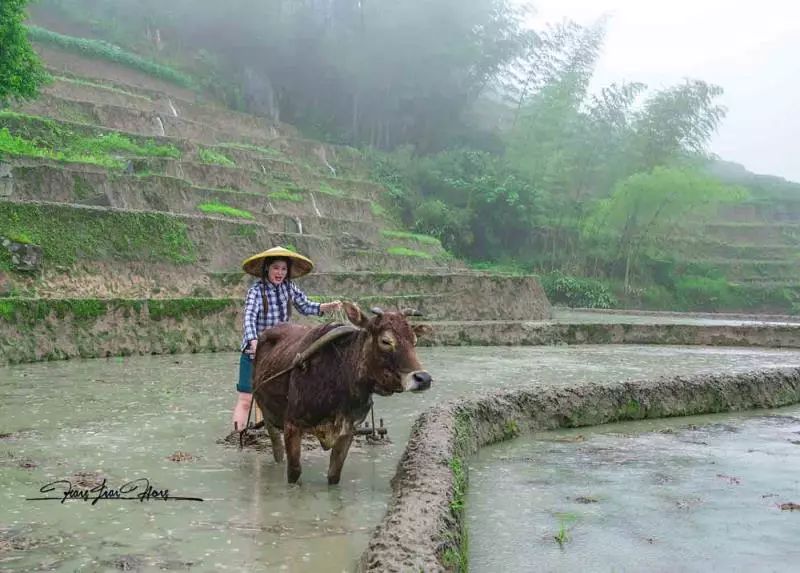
[{"xmin": 524, "ymin": 0, "xmax": 800, "ymax": 183}]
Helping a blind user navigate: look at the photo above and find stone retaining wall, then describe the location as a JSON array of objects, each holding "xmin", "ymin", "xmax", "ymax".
[
  {"xmin": 426, "ymin": 321, "xmax": 800, "ymax": 348},
  {"xmin": 358, "ymin": 367, "xmax": 800, "ymax": 571},
  {"xmin": 4, "ymin": 311, "xmax": 800, "ymax": 365}
]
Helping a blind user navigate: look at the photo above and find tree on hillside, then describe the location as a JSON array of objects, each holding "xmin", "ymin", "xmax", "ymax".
[
  {"xmin": 0, "ymin": 0, "xmax": 49, "ymax": 105},
  {"xmin": 503, "ymin": 19, "xmax": 606, "ymax": 126},
  {"xmin": 631, "ymin": 80, "xmax": 726, "ymax": 171},
  {"xmin": 583, "ymin": 166, "xmax": 746, "ymax": 292}
]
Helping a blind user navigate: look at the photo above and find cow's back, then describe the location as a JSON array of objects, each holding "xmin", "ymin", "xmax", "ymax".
[{"xmin": 252, "ymin": 322, "xmax": 348, "ymax": 427}]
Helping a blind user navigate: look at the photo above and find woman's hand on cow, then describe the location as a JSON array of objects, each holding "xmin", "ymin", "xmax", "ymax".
[
  {"xmin": 320, "ymin": 300, "xmax": 343, "ymax": 314},
  {"xmin": 246, "ymin": 339, "xmax": 257, "ymax": 358}
]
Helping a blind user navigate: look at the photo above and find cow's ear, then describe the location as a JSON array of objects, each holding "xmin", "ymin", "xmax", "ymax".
[
  {"xmin": 343, "ymin": 301, "xmax": 369, "ymax": 328},
  {"xmin": 412, "ymin": 323, "xmax": 433, "ymax": 338}
]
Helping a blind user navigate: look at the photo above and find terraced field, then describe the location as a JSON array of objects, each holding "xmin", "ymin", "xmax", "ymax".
[{"xmin": 0, "ymin": 41, "xmax": 551, "ymax": 363}]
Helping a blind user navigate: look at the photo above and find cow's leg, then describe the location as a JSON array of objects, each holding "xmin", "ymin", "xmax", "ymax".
[
  {"xmin": 267, "ymin": 426, "xmax": 284, "ymax": 463},
  {"xmin": 284, "ymin": 422, "xmax": 302, "ymax": 483},
  {"xmin": 327, "ymin": 431, "xmax": 354, "ymax": 486}
]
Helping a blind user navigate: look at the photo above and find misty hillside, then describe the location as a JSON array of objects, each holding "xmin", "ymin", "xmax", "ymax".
[{"xmin": 3, "ymin": 0, "xmax": 799, "ymax": 316}]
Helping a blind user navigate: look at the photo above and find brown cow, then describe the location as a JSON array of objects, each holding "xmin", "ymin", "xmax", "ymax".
[{"xmin": 252, "ymin": 301, "xmax": 432, "ymax": 484}]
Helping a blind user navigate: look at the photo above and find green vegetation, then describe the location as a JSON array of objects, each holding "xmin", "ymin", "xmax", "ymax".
[
  {"xmin": 317, "ymin": 182, "xmax": 346, "ymax": 197},
  {"xmin": 72, "ymin": 176, "xmax": 93, "ymax": 200},
  {"xmin": 198, "ymin": 147, "xmax": 236, "ymax": 167},
  {"xmin": 0, "ymin": 297, "xmax": 234, "ymax": 324},
  {"xmin": 268, "ymin": 188, "xmax": 304, "ymax": 203},
  {"xmin": 441, "ymin": 455, "xmax": 470, "ymax": 571},
  {"xmin": 147, "ymin": 298, "xmax": 232, "ymax": 321},
  {"xmin": 0, "ymin": 202, "xmax": 196, "ymax": 267},
  {"xmin": 79, "ymin": 130, "xmax": 180, "ymax": 158},
  {"xmin": 382, "ymin": 229, "xmax": 441, "ymax": 246},
  {"xmin": 0, "ymin": 298, "xmax": 110, "ymax": 323},
  {"xmin": 370, "ymin": 202, "xmax": 387, "ymax": 218},
  {"xmin": 0, "ymin": 126, "xmax": 117, "ymax": 168},
  {"xmin": 619, "ymin": 398, "xmax": 643, "ymax": 419},
  {"xmin": 468, "ymin": 260, "xmax": 528, "ymax": 275},
  {"xmin": 584, "ymin": 167, "xmax": 746, "ymax": 292},
  {"xmin": 541, "ymin": 271, "xmax": 617, "ymax": 309},
  {"xmin": 26, "ymin": 26, "xmax": 194, "ymax": 88},
  {"xmin": 4, "ymin": 231, "xmax": 33, "ymax": 244},
  {"xmin": 233, "ymin": 225, "xmax": 257, "ymax": 238},
  {"xmin": 554, "ymin": 513, "xmax": 578, "ymax": 548},
  {"xmin": 387, "ymin": 246, "xmax": 433, "ymax": 259},
  {"xmin": 502, "ymin": 419, "xmax": 520, "ymax": 440},
  {"xmin": 448, "ymin": 457, "xmax": 466, "ymax": 520},
  {"xmin": 216, "ymin": 142, "xmax": 285, "ymax": 159},
  {"xmin": 0, "ymin": 0, "xmax": 49, "ymax": 105},
  {"xmin": 197, "ymin": 202, "xmax": 253, "ymax": 219},
  {"xmin": 55, "ymin": 75, "xmax": 152, "ymax": 101},
  {"xmin": 441, "ymin": 538, "xmax": 468, "ymax": 572},
  {"xmin": 0, "ymin": 112, "xmax": 181, "ymax": 168},
  {"xmin": 640, "ymin": 277, "xmax": 798, "ymax": 314}
]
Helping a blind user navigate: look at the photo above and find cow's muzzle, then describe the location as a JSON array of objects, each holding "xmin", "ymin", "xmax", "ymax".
[{"xmin": 404, "ymin": 370, "xmax": 432, "ymax": 392}]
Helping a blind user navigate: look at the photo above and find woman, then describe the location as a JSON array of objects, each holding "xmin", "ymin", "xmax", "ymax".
[{"xmin": 232, "ymin": 246, "xmax": 342, "ymax": 432}]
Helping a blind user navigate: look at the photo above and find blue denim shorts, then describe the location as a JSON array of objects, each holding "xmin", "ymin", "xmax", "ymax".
[{"xmin": 236, "ymin": 352, "xmax": 254, "ymax": 393}]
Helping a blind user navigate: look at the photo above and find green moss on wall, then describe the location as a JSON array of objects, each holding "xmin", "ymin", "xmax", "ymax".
[
  {"xmin": 147, "ymin": 298, "xmax": 233, "ymax": 321},
  {"xmin": 0, "ymin": 297, "xmax": 234, "ymax": 325},
  {"xmin": 0, "ymin": 203, "xmax": 197, "ymax": 266}
]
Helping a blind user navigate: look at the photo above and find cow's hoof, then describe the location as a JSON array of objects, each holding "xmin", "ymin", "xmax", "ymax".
[
  {"xmin": 287, "ymin": 468, "xmax": 301, "ymax": 484},
  {"xmin": 327, "ymin": 475, "xmax": 341, "ymax": 486}
]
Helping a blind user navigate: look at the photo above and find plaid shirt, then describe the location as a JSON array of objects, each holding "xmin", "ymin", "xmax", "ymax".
[{"xmin": 241, "ymin": 280, "xmax": 322, "ymax": 351}]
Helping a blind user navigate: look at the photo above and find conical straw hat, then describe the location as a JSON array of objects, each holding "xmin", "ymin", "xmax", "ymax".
[{"xmin": 242, "ymin": 246, "xmax": 314, "ymax": 278}]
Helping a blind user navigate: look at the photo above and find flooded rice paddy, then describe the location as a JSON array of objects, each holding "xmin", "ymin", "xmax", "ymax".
[
  {"xmin": 2, "ymin": 345, "xmax": 800, "ymax": 572},
  {"xmin": 468, "ymin": 406, "xmax": 800, "ymax": 573}
]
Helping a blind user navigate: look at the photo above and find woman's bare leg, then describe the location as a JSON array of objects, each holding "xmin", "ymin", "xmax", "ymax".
[{"xmin": 232, "ymin": 392, "xmax": 253, "ymax": 431}]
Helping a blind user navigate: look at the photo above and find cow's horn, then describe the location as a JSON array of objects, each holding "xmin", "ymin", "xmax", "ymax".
[
  {"xmin": 370, "ymin": 307, "xmax": 384, "ymax": 316},
  {"xmin": 403, "ymin": 308, "xmax": 423, "ymax": 317}
]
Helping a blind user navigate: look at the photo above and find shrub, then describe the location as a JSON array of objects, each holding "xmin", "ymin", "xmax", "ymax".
[{"xmin": 541, "ymin": 271, "xmax": 617, "ymax": 309}]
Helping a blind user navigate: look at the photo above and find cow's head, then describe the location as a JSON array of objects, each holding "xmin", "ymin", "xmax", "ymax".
[{"xmin": 344, "ymin": 301, "xmax": 433, "ymax": 396}]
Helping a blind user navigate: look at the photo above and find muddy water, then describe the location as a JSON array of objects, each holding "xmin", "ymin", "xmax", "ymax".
[
  {"xmin": 2, "ymin": 346, "xmax": 800, "ymax": 572},
  {"xmin": 468, "ymin": 407, "xmax": 800, "ymax": 573}
]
